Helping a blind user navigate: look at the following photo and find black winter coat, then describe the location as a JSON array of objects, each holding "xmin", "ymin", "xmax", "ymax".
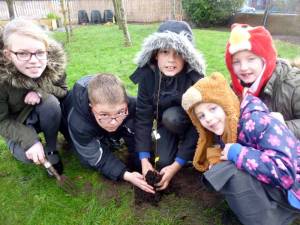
[
  {"xmin": 130, "ymin": 65, "xmax": 203, "ymax": 161},
  {"xmin": 67, "ymin": 75, "xmax": 136, "ymax": 181}
]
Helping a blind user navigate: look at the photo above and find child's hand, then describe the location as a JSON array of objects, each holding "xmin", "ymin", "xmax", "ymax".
[
  {"xmin": 220, "ymin": 143, "xmax": 233, "ymax": 161},
  {"xmin": 24, "ymin": 91, "xmax": 41, "ymax": 105},
  {"xmin": 25, "ymin": 141, "xmax": 45, "ymax": 164},
  {"xmin": 123, "ymin": 171, "xmax": 155, "ymax": 194},
  {"xmin": 141, "ymin": 158, "xmax": 154, "ymax": 177},
  {"xmin": 156, "ymin": 161, "xmax": 181, "ymax": 191}
]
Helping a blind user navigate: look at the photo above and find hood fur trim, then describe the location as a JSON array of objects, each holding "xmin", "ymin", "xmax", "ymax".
[
  {"xmin": 290, "ymin": 57, "xmax": 300, "ymax": 68},
  {"xmin": 0, "ymin": 31, "xmax": 66, "ymax": 90},
  {"xmin": 135, "ymin": 31, "xmax": 205, "ymax": 75}
]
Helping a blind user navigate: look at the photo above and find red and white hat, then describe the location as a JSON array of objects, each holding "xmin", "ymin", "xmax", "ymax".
[{"xmin": 225, "ymin": 23, "xmax": 277, "ymax": 97}]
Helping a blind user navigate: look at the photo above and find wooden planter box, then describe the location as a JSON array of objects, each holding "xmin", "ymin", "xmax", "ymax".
[
  {"xmin": 37, "ymin": 18, "xmax": 58, "ymax": 30},
  {"xmin": 0, "ymin": 20, "xmax": 10, "ymax": 27}
]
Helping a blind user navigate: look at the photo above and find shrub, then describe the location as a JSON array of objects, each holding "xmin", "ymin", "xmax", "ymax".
[
  {"xmin": 46, "ymin": 12, "xmax": 60, "ymax": 19},
  {"xmin": 182, "ymin": 0, "xmax": 244, "ymax": 27}
]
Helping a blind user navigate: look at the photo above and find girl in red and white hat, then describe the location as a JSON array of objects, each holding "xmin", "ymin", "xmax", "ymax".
[{"xmin": 225, "ymin": 23, "xmax": 300, "ymax": 140}]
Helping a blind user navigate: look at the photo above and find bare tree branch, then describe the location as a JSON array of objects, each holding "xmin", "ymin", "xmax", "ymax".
[
  {"xmin": 113, "ymin": 0, "xmax": 132, "ymax": 47},
  {"xmin": 112, "ymin": 0, "xmax": 122, "ymax": 29},
  {"xmin": 5, "ymin": 0, "xmax": 15, "ymax": 19},
  {"xmin": 60, "ymin": 0, "xmax": 70, "ymax": 43},
  {"xmin": 262, "ymin": 0, "xmax": 272, "ymax": 27}
]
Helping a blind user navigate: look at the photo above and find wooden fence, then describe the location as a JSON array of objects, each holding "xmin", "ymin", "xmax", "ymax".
[{"xmin": 0, "ymin": 0, "xmax": 183, "ymax": 23}]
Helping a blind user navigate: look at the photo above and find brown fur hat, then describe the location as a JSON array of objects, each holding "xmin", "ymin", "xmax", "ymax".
[{"xmin": 182, "ymin": 72, "xmax": 240, "ymax": 172}]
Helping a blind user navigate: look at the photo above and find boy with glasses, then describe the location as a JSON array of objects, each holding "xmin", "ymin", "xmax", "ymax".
[
  {"xmin": 62, "ymin": 74, "xmax": 154, "ymax": 193},
  {"xmin": 0, "ymin": 18, "xmax": 67, "ymax": 174}
]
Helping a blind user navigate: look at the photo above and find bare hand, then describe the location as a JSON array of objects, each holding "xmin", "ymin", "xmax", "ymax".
[
  {"xmin": 24, "ymin": 91, "xmax": 41, "ymax": 105},
  {"xmin": 220, "ymin": 143, "xmax": 233, "ymax": 161},
  {"xmin": 123, "ymin": 171, "xmax": 155, "ymax": 194},
  {"xmin": 25, "ymin": 141, "xmax": 45, "ymax": 165},
  {"xmin": 156, "ymin": 162, "xmax": 181, "ymax": 191},
  {"xmin": 141, "ymin": 158, "xmax": 154, "ymax": 177}
]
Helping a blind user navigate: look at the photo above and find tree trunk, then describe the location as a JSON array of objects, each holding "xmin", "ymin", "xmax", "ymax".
[
  {"xmin": 118, "ymin": 0, "xmax": 132, "ymax": 47},
  {"xmin": 262, "ymin": 0, "xmax": 272, "ymax": 27},
  {"xmin": 112, "ymin": 0, "xmax": 122, "ymax": 29},
  {"xmin": 172, "ymin": 0, "xmax": 176, "ymax": 20},
  {"xmin": 66, "ymin": 0, "xmax": 73, "ymax": 36},
  {"xmin": 5, "ymin": 0, "xmax": 15, "ymax": 19},
  {"xmin": 60, "ymin": 0, "xmax": 70, "ymax": 43}
]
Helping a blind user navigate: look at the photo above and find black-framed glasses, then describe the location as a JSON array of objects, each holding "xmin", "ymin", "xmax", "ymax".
[
  {"xmin": 9, "ymin": 50, "xmax": 48, "ymax": 61},
  {"xmin": 92, "ymin": 107, "xmax": 128, "ymax": 124}
]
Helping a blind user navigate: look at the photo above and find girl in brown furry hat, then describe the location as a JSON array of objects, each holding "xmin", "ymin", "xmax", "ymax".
[
  {"xmin": 0, "ymin": 18, "xmax": 67, "ymax": 174},
  {"xmin": 182, "ymin": 72, "xmax": 300, "ymax": 225}
]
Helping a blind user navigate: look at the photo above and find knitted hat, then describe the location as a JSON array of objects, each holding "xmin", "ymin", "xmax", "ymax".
[
  {"xmin": 158, "ymin": 20, "xmax": 194, "ymax": 44},
  {"xmin": 225, "ymin": 23, "xmax": 277, "ymax": 97},
  {"xmin": 182, "ymin": 72, "xmax": 240, "ymax": 172},
  {"xmin": 134, "ymin": 20, "xmax": 205, "ymax": 75}
]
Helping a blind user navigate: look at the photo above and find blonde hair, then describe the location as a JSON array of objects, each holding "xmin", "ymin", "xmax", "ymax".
[
  {"xmin": 3, "ymin": 18, "xmax": 50, "ymax": 49},
  {"xmin": 88, "ymin": 73, "xmax": 128, "ymax": 105}
]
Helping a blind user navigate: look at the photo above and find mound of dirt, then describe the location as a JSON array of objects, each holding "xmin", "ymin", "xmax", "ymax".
[{"xmin": 134, "ymin": 167, "xmax": 224, "ymax": 208}]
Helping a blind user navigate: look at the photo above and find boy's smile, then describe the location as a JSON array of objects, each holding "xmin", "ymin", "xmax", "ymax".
[
  {"xmin": 194, "ymin": 102, "xmax": 226, "ymax": 136},
  {"xmin": 156, "ymin": 48, "xmax": 184, "ymax": 76}
]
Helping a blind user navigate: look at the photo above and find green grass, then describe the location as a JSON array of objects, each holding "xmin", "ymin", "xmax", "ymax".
[{"xmin": 1, "ymin": 24, "xmax": 300, "ymax": 225}]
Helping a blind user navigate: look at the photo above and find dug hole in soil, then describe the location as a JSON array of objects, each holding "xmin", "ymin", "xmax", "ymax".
[{"xmin": 134, "ymin": 167, "xmax": 224, "ymax": 207}]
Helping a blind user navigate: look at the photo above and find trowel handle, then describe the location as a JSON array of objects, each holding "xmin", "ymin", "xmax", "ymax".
[
  {"xmin": 43, "ymin": 160, "xmax": 52, "ymax": 169},
  {"xmin": 43, "ymin": 160, "xmax": 61, "ymax": 181}
]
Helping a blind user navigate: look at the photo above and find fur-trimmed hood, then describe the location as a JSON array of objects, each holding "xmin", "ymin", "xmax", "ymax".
[
  {"xmin": 0, "ymin": 30, "xmax": 66, "ymax": 90},
  {"xmin": 134, "ymin": 30, "xmax": 206, "ymax": 75},
  {"xmin": 290, "ymin": 57, "xmax": 300, "ymax": 68}
]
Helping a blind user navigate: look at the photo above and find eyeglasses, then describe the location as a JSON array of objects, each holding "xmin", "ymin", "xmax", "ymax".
[
  {"xmin": 9, "ymin": 50, "xmax": 48, "ymax": 61},
  {"xmin": 92, "ymin": 107, "xmax": 128, "ymax": 124}
]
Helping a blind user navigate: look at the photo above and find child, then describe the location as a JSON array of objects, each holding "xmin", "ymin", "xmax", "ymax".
[
  {"xmin": 182, "ymin": 73, "xmax": 300, "ymax": 225},
  {"xmin": 62, "ymin": 73, "xmax": 154, "ymax": 193},
  {"xmin": 225, "ymin": 23, "xmax": 300, "ymax": 139},
  {"xmin": 130, "ymin": 20, "xmax": 205, "ymax": 190},
  {"xmin": 0, "ymin": 18, "xmax": 67, "ymax": 174}
]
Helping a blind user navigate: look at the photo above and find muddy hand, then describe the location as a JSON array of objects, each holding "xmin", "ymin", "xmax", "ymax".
[
  {"xmin": 156, "ymin": 162, "xmax": 181, "ymax": 191},
  {"xmin": 141, "ymin": 158, "xmax": 154, "ymax": 178},
  {"xmin": 124, "ymin": 171, "xmax": 155, "ymax": 194}
]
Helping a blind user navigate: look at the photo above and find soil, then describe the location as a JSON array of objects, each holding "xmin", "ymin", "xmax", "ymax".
[
  {"xmin": 134, "ymin": 170, "xmax": 162, "ymax": 206},
  {"xmin": 134, "ymin": 167, "xmax": 224, "ymax": 208},
  {"xmin": 72, "ymin": 166, "xmax": 243, "ymax": 224},
  {"xmin": 57, "ymin": 174, "xmax": 80, "ymax": 196},
  {"xmin": 171, "ymin": 167, "xmax": 224, "ymax": 207}
]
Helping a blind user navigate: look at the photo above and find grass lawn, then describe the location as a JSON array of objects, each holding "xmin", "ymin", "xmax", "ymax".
[{"xmin": 1, "ymin": 23, "xmax": 300, "ymax": 225}]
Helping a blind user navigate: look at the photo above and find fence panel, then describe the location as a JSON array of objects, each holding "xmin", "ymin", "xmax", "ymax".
[{"xmin": 0, "ymin": 0, "xmax": 183, "ymax": 23}]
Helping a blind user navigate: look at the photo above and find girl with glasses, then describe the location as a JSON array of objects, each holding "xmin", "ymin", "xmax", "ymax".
[{"xmin": 0, "ymin": 18, "xmax": 67, "ymax": 175}]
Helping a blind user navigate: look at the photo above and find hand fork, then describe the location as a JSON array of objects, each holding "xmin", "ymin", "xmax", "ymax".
[{"xmin": 43, "ymin": 160, "xmax": 79, "ymax": 196}]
